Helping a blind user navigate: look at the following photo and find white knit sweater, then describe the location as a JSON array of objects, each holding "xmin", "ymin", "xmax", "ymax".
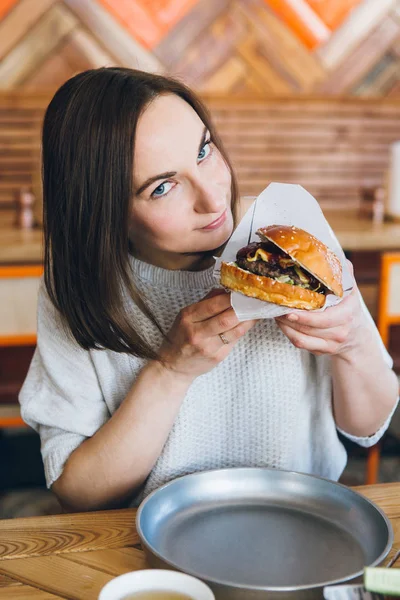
[{"xmin": 19, "ymin": 257, "xmax": 394, "ymax": 502}]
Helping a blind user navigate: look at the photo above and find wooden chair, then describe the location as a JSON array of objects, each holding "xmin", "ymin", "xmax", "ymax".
[
  {"xmin": 0, "ymin": 265, "xmax": 43, "ymax": 428},
  {"xmin": 366, "ymin": 252, "xmax": 400, "ymax": 484}
]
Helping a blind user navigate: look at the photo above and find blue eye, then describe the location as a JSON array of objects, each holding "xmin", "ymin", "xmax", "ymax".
[
  {"xmin": 151, "ymin": 181, "xmax": 173, "ymax": 198},
  {"xmin": 198, "ymin": 140, "xmax": 212, "ymax": 162}
]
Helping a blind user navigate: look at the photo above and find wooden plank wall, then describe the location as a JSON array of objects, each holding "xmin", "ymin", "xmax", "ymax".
[
  {"xmin": 1, "ymin": 1, "xmax": 400, "ymax": 97},
  {"xmin": 206, "ymin": 96, "xmax": 400, "ymax": 208},
  {"xmin": 0, "ymin": 94, "xmax": 46, "ymax": 209},
  {"xmin": 1, "ymin": 93, "xmax": 400, "ymax": 210}
]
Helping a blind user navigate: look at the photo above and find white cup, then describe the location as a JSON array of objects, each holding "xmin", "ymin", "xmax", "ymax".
[{"xmin": 98, "ymin": 569, "xmax": 215, "ymax": 600}]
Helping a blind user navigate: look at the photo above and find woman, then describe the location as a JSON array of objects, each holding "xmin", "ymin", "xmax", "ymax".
[{"xmin": 20, "ymin": 67, "xmax": 398, "ymax": 512}]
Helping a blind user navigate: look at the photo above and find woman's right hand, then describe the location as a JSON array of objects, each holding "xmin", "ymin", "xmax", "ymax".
[{"xmin": 159, "ymin": 290, "xmax": 257, "ymax": 382}]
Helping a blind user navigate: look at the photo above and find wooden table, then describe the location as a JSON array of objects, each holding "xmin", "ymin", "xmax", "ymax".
[
  {"xmin": 0, "ymin": 211, "xmax": 42, "ymax": 265},
  {"xmin": 325, "ymin": 210, "xmax": 400, "ymax": 252},
  {"xmin": 0, "ymin": 483, "xmax": 398, "ymax": 599}
]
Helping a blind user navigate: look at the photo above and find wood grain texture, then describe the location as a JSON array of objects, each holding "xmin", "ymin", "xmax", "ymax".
[
  {"xmin": 0, "ymin": 572, "xmax": 21, "ymax": 587},
  {"xmin": 0, "ymin": 0, "xmax": 400, "ymax": 97},
  {"xmin": 317, "ymin": 0, "xmax": 397, "ymax": 70},
  {"xmin": 356, "ymin": 483, "xmax": 400, "ymax": 564},
  {"xmin": 64, "ymin": 547, "xmax": 148, "ymax": 575},
  {"xmin": 20, "ymin": 48, "xmax": 89, "ymax": 91},
  {"xmin": 353, "ymin": 53, "xmax": 400, "ymax": 96},
  {"xmin": 387, "ymin": 79, "xmax": 400, "ymax": 97},
  {"xmin": 0, "ymin": 509, "xmax": 138, "ymax": 560},
  {"xmin": 263, "ymin": 0, "xmax": 330, "ymax": 50},
  {"xmin": 2, "ymin": 91, "xmax": 400, "ymax": 222},
  {"xmin": 236, "ymin": 36, "xmax": 293, "ymax": 94},
  {"xmin": 199, "ymin": 57, "xmax": 248, "ymax": 95},
  {"xmin": 171, "ymin": 6, "xmax": 247, "ymax": 87},
  {"xmin": 21, "ymin": 28, "xmax": 115, "ymax": 90},
  {"xmin": 319, "ymin": 15, "xmax": 400, "ymax": 94},
  {"xmin": 0, "ymin": 584, "xmax": 61, "ymax": 599},
  {"xmin": 0, "ymin": 94, "xmax": 51, "ymax": 109},
  {"xmin": 0, "ymin": 4, "xmax": 78, "ymax": 88},
  {"xmin": 154, "ymin": 0, "xmax": 231, "ymax": 67},
  {"xmin": 65, "ymin": 28, "xmax": 115, "ymax": 67},
  {"xmin": 0, "ymin": 483, "xmax": 398, "ymax": 599},
  {"xmin": 307, "ymin": 0, "xmax": 362, "ymax": 30},
  {"xmin": 235, "ymin": 1, "xmax": 325, "ymax": 92},
  {"xmin": 0, "ymin": 555, "xmax": 115, "ymax": 600},
  {"xmin": 0, "ymin": 102, "xmax": 42, "ymax": 206},
  {"xmin": 0, "ymin": 0, "xmax": 56, "ymax": 62},
  {"xmin": 206, "ymin": 96, "xmax": 400, "ymax": 202},
  {"xmin": 97, "ymin": 0, "xmax": 198, "ymax": 49},
  {"xmin": 64, "ymin": 0, "xmax": 164, "ymax": 73}
]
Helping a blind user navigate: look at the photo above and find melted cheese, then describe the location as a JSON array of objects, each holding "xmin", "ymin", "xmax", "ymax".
[{"xmin": 246, "ymin": 248, "xmax": 272, "ymax": 262}]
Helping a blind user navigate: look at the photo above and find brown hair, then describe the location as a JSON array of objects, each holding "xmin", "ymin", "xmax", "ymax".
[{"xmin": 42, "ymin": 67, "xmax": 239, "ymax": 360}]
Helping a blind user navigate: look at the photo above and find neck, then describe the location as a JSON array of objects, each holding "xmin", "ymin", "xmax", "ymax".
[{"xmin": 130, "ymin": 249, "xmax": 216, "ymax": 272}]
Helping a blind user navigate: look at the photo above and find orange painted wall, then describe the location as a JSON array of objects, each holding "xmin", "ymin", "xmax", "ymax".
[
  {"xmin": 307, "ymin": 0, "xmax": 362, "ymax": 30},
  {"xmin": 0, "ymin": 0, "xmax": 19, "ymax": 21},
  {"xmin": 264, "ymin": 0, "xmax": 363, "ymax": 49},
  {"xmin": 97, "ymin": 0, "xmax": 198, "ymax": 49}
]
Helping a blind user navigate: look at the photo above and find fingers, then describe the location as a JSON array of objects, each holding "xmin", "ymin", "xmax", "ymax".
[
  {"xmin": 276, "ymin": 319, "xmax": 350, "ymax": 346},
  {"xmin": 278, "ymin": 292, "xmax": 356, "ymax": 329},
  {"xmin": 187, "ymin": 290, "xmax": 232, "ymax": 322},
  {"xmin": 216, "ymin": 318, "xmax": 258, "ymax": 346},
  {"xmin": 277, "ymin": 321, "xmax": 330, "ymax": 353},
  {"xmin": 200, "ymin": 319, "xmax": 258, "ymax": 359},
  {"xmin": 199, "ymin": 306, "xmax": 240, "ymax": 338}
]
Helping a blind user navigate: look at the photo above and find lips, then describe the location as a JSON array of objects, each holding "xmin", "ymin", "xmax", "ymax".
[{"xmin": 202, "ymin": 209, "xmax": 227, "ymax": 230}]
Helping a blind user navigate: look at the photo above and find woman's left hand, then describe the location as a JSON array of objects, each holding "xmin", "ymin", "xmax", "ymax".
[{"xmin": 275, "ymin": 264, "xmax": 367, "ymax": 357}]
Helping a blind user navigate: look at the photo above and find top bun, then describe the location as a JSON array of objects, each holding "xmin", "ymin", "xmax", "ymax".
[{"xmin": 257, "ymin": 225, "xmax": 343, "ymax": 297}]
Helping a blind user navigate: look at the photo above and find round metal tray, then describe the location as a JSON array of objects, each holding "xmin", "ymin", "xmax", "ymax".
[{"xmin": 136, "ymin": 468, "xmax": 393, "ymax": 599}]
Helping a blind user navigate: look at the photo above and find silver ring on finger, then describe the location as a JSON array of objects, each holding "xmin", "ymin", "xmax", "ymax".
[{"xmin": 219, "ymin": 332, "xmax": 229, "ymax": 345}]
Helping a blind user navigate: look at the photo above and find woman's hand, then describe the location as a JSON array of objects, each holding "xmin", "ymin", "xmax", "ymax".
[
  {"xmin": 160, "ymin": 290, "xmax": 257, "ymax": 381},
  {"xmin": 275, "ymin": 265, "xmax": 366, "ymax": 358}
]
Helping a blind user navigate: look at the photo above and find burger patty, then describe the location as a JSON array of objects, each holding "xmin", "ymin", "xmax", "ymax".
[{"xmin": 236, "ymin": 242, "xmax": 328, "ymax": 294}]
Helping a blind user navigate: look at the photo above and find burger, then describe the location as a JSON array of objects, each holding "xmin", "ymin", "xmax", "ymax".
[{"xmin": 220, "ymin": 225, "xmax": 343, "ymax": 310}]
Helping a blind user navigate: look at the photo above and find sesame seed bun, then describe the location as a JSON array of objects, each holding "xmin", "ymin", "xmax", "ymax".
[
  {"xmin": 257, "ymin": 225, "xmax": 343, "ymax": 298},
  {"xmin": 220, "ymin": 225, "xmax": 343, "ymax": 310}
]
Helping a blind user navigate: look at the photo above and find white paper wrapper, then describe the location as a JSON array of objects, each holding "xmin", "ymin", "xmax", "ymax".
[{"xmin": 213, "ymin": 182, "xmax": 353, "ymax": 321}]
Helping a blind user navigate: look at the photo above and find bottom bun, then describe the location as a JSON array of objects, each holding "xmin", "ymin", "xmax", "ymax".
[{"xmin": 220, "ymin": 262, "xmax": 326, "ymax": 310}]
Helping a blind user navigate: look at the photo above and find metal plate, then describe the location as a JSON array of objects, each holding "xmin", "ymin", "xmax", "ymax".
[{"xmin": 137, "ymin": 469, "xmax": 393, "ymax": 599}]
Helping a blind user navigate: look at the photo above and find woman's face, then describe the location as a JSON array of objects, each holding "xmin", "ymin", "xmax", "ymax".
[{"xmin": 130, "ymin": 94, "xmax": 233, "ymax": 270}]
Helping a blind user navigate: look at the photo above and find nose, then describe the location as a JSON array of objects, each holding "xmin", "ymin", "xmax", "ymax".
[{"xmin": 193, "ymin": 179, "xmax": 226, "ymax": 215}]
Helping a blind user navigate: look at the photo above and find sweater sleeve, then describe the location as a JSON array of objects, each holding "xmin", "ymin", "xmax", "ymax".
[
  {"xmin": 336, "ymin": 291, "xmax": 399, "ymax": 448},
  {"xmin": 19, "ymin": 283, "xmax": 110, "ymax": 488}
]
